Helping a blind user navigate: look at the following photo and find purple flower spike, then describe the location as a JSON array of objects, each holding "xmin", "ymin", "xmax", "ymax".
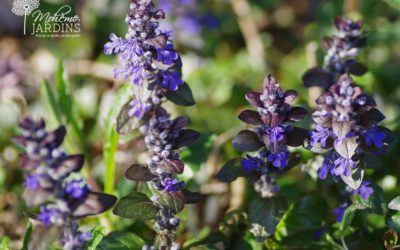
[
  {"xmin": 64, "ymin": 179, "xmax": 89, "ymax": 200},
  {"xmin": 267, "ymin": 126, "xmax": 285, "ymax": 143},
  {"xmin": 161, "ymin": 71, "xmax": 184, "ymax": 91},
  {"xmin": 157, "ymin": 44, "xmax": 179, "ymax": 65},
  {"xmin": 37, "ymin": 206, "xmax": 62, "ymax": 226},
  {"xmin": 353, "ymin": 181, "xmax": 373, "ymax": 200},
  {"xmin": 241, "ymin": 155, "xmax": 260, "ymax": 173}
]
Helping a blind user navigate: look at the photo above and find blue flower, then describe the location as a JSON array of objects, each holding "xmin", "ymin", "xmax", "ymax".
[
  {"xmin": 333, "ymin": 156, "xmax": 355, "ymax": 176},
  {"xmin": 37, "ymin": 205, "xmax": 62, "ymax": 226},
  {"xmin": 310, "ymin": 125, "xmax": 331, "ymax": 147},
  {"xmin": 24, "ymin": 174, "xmax": 40, "ymax": 190},
  {"xmin": 361, "ymin": 126, "xmax": 386, "ymax": 148},
  {"xmin": 333, "ymin": 202, "xmax": 349, "ymax": 222},
  {"xmin": 104, "ymin": 33, "xmax": 143, "ymax": 59},
  {"xmin": 353, "ymin": 181, "xmax": 373, "ymax": 200},
  {"xmin": 241, "ymin": 155, "xmax": 260, "ymax": 173},
  {"xmin": 162, "ymin": 178, "xmax": 185, "ymax": 192},
  {"xmin": 64, "ymin": 179, "xmax": 89, "ymax": 199},
  {"xmin": 157, "ymin": 44, "xmax": 179, "ymax": 65},
  {"xmin": 129, "ymin": 99, "xmax": 151, "ymax": 119},
  {"xmin": 267, "ymin": 151, "xmax": 289, "ymax": 168},
  {"xmin": 317, "ymin": 153, "xmax": 336, "ymax": 179},
  {"xmin": 267, "ymin": 126, "xmax": 285, "ymax": 143},
  {"xmin": 161, "ymin": 71, "xmax": 183, "ymax": 91}
]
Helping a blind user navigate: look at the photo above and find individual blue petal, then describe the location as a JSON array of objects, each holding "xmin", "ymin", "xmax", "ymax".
[
  {"xmin": 353, "ymin": 181, "xmax": 373, "ymax": 200},
  {"xmin": 361, "ymin": 126, "xmax": 386, "ymax": 148}
]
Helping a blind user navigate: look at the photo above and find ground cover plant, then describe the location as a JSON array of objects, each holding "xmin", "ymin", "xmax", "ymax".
[{"xmin": 1, "ymin": 0, "xmax": 400, "ymax": 249}]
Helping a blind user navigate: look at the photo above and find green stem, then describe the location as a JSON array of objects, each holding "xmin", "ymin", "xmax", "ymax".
[{"xmin": 341, "ymin": 236, "xmax": 349, "ymax": 250}]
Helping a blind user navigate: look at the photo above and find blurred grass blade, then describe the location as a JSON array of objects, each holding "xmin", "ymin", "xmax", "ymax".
[
  {"xmin": 21, "ymin": 222, "xmax": 33, "ymax": 250},
  {"xmin": 55, "ymin": 62, "xmax": 86, "ymax": 154},
  {"xmin": 39, "ymin": 79, "xmax": 62, "ymax": 127},
  {"xmin": 85, "ymin": 226, "xmax": 105, "ymax": 250},
  {"xmin": 104, "ymin": 84, "xmax": 131, "ymax": 193}
]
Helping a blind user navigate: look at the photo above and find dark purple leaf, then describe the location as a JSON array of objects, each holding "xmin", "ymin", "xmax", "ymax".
[
  {"xmin": 51, "ymin": 154, "xmax": 84, "ymax": 179},
  {"xmin": 175, "ymin": 129, "xmax": 200, "ymax": 149},
  {"xmin": 160, "ymin": 159, "xmax": 185, "ymax": 174},
  {"xmin": 321, "ymin": 37, "xmax": 333, "ymax": 50},
  {"xmin": 23, "ymin": 188, "xmax": 53, "ymax": 207},
  {"xmin": 184, "ymin": 190, "xmax": 203, "ymax": 204},
  {"xmin": 116, "ymin": 101, "xmax": 140, "ymax": 135},
  {"xmin": 172, "ymin": 116, "xmax": 189, "ymax": 130},
  {"xmin": 348, "ymin": 62, "xmax": 367, "ymax": 76},
  {"xmin": 153, "ymin": 9, "xmax": 165, "ymax": 19},
  {"xmin": 158, "ymin": 191, "xmax": 185, "ymax": 213},
  {"xmin": 145, "ymin": 34, "xmax": 167, "ymax": 48},
  {"xmin": 284, "ymin": 90, "xmax": 298, "ymax": 104},
  {"xmin": 245, "ymin": 91, "xmax": 263, "ymax": 107},
  {"xmin": 302, "ymin": 67, "xmax": 333, "ymax": 88},
  {"xmin": 286, "ymin": 107, "xmax": 308, "ymax": 122},
  {"xmin": 72, "ymin": 192, "xmax": 117, "ymax": 218},
  {"xmin": 232, "ymin": 130, "xmax": 263, "ymax": 152},
  {"xmin": 112, "ymin": 191, "xmax": 157, "ymax": 220},
  {"xmin": 19, "ymin": 116, "xmax": 45, "ymax": 131},
  {"xmin": 124, "ymin": 164, "xmax": 156, "ymax": 182},
  {"xmin": 20, "ymin": 154, "xmax": 40, "ymax": 170},
  {"xmin": 40, "ymin": 126, "xmax": 66, "ymax": 149},
  {"xmin": 12, "ymin": 135, "xmax": 29, "ymax": 146},
  {"xmin": 216, "ymin": 157, "xmax": 243, "ymax": 183},
  {"xmin": 360, "ymin": 108, "xmax": 385, "ymax": 128},
  {"xmin": 334, "ymin": 16, "xmax": 345, "ymax": 30},
  {"xmin": 285, "ymin": 127, "xmax": 309, "ymax": 147},
  {"xmin": 238, "ymin": 110, "xmax": 262, "ymax": 125}
]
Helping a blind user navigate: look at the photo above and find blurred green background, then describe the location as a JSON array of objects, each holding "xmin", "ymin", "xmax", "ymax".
[{"xmin": 1, "ymin": 0, "xmax": 400, "ymax": 249}]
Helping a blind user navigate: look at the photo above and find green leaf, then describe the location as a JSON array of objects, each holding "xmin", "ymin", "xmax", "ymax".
[
  {"xmin": 389, "ymin": 196, "xmax": 400, "ymax": 211},
  {"xmin": 39, "ymin": 79, "xmax": 62, "ymax": 127},
  {"xmin": 216, "ymin": 158, "xmax": 243, "ymax": 183},
  {"xmin": 336, "ymin": 204, "xmax": 357, "ymax": 237},
  {"xmin": 0, "ymin": 237, "xmax": 10, "ymax": 250},
  {"xmin": 22, "ymin": 223, "xmax": 33, "ymax": 250},
  {"xmin": 387, "ymin": 211, "xmax": 400, "ymax": 234},
  {"xmin": 112, "ymin": 191, "xmax": 158, "ymax": 220},
  {"xmin": 383, "ymin": 0, "xmax": 400, "ymax": 10},
  {"xmin": 158, "ymin": 191, "xmax": 185, "ymax": 213},
  {"xmin": 97, "ymin": 232, "xmax": 144, "ymax": 250},
  {"xmin": 165, "ymin": 82, "xmax": 195, "ymax": 106},
  {"xmin": 275, "ymin": 194, "xmax": 327, "ymax": 239},
  {"xmin": 249, "ymin": 196, "xmax": 287, "ymax": 242},
  {"xmin": 103, "ymin": 84, "xmax": 131, "ymax": 194},
  {"xmin": 352, "ymin": 185, "xmax": 385, "ymax": 215},
  {"xmin": 85, "ymin": 226, "xmax": 105, "ymax": 250}
]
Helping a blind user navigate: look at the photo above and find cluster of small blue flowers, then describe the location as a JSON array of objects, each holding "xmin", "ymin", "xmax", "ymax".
[
  {"xmin": 104, "ymin": 0, "xmax": 184, "ymax": 119},
  {"xmin": 310, "ymin": 74, "xmax": 388, "ymax": 188},
  {"xmin": 14, "ymin": 116, "xmax": 116, "ymax": 249},
  {"xmin": 237, "ymin": 75, "xmax": 308, "ymax": 197},
  {"xmin": 303, "ymin": 17, "xmax": 367, "ymax": 88},
  {"xmin": 144, "ymin": 107, "xmax": 199, "ymax": 234}
]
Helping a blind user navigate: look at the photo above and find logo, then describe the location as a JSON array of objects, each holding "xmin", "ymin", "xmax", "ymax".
[{"xmin": 11, "ymin": 0, "xmax": 81, "ymax": 38}]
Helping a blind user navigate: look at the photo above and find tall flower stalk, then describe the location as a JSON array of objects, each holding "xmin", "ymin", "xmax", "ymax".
[
  {"xmin": 105, "ymin": 0, "xmax": 200, "ymax": 248},
  {"xmin": 302, "ymin": 17, "xmax": 367, "ymax": 89},
  {"xmin": 217, "ymin": 74, "xmax": 308, "ymax": 241},
  {"xmin": 13, "ymin": 116, "xmax": 116, "ymax": 250}
]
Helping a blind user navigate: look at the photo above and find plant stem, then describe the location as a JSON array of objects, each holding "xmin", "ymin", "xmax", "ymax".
[
  {"xmin": 24, "ymin": 12, "xmax": 27, "ymax": 35},
  {"xmin": 341, "ymin": 236, "xmax": 349, "ymax": 250}
]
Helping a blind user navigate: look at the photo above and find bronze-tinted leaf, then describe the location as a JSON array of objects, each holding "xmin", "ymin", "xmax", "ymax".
[
  {"xmin": 216, "ymin": 157, "xmax": 243, "ymax": 183},
  {"xmin": 124, "ymin": 164, "xmax": 156, "ymax": 182},
  {"xmin": 116, "ymin": 100, "xmax": 140, "ymax": 134},
  {"xmin": 51, "ymin": 154, "xmax": 84, "ymax": 179},
  {"xmin": 321, "ymin": 37, "xmax": 333, "ymax": 50},
  {"xmin": 160, "ymin": 159, "xmax": 184, "ymax": 174},
  {"xmin": 286, "ymin": 107, "xmax": 308, "ymax": 122},
  {"xmin": 302, "ymin": 67, "xmax": 333, "ymax": 88},
  {"xmin": 360, "ymin": 108, "xmax": 385, "ymax": 128},
  {"xmin": 165, "ymin": 82, "xmax": 195, "ymax": 106},
  {"xmin": 238, "ymin": 110, "xmax": 262, "ymax": 125},
  {"xmin": 20, "ymin": 154, "xmax": 41, "ymax": 170},
  {"xmin": 348, "ymin": 62, "xmax": 367, "ymax": 76},
  {"xmin": 158, "ymin": 191, "xmax": 185, "ymax": 213},
  {"xmin": 23, "ymin": 188, "xmax": 53, "ymax": 207},
  {"xmin": 145, "ymin": 34, "xmax": 167, "ymax": 48},
  {"xmin": 285, "ymin": 127, "xmax": 309, "ymax": 147},
  {"xmin": 184, "ymin": 190, "xmax": 203, "ymax": 204},
  {"xmin": 172, "ymin": 116, "xmax": 189, "ymax": 130},
  {"xmin": 72, "ymin": 192, "xmax": 117, "ymax": 218},
  {"xmin": 40, "ymin": 126, "xmax": 66, "ymax": 149},
  {"xmin": 284, "ymin": 90, "xmax": 298, "ymax": 104},
  {"xmin": 174, "ymin": 129, "xmax": 200, "ymax": 149},
  {"xmin": 245, "ymin": 91, "xmax": 263, "ymax": 107},
  {"xmin": 232, "ymin": 130, "xmax": 263, "ymax": 152},
  {"xmin": 19, "ymin": 116, "xmax": 45, "ymax": 130}
]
